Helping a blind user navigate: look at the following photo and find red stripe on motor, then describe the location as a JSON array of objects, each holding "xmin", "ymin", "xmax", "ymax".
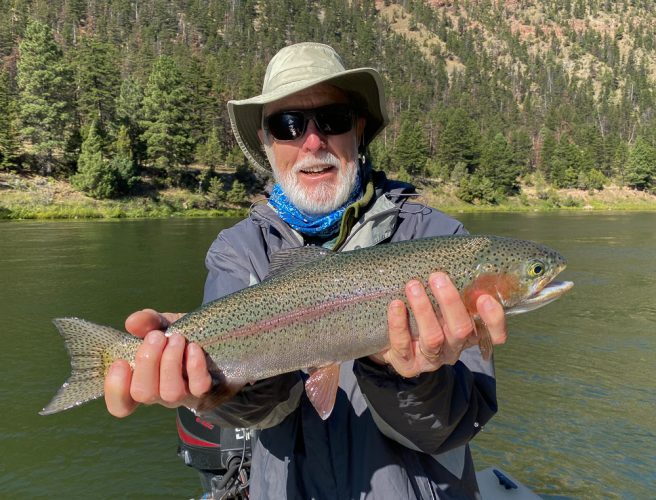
[{"xmin": 176, "ymin": 419, "xmax": 221, "ymax": 448}]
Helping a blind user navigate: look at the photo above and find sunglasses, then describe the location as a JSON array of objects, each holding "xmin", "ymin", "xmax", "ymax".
[{"xmin": 263, "ymin": 104, "xmax": 355, "ymax": 141}]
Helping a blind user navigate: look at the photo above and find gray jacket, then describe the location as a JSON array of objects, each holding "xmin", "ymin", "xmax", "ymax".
[{"xmin": 201, "ymin": 173, "xmax": 497, "ymax": 499}]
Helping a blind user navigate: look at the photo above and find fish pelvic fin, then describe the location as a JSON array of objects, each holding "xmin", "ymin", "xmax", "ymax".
[
  {"xmin": 40, "ymin": 318, "xmax": 135, "ymax": 416},
  {"xmin": 473, "ymin": 318, "xmax": 494, "ymax": 361},
  {"xmin": 305, "ymin": 363, "xmax": 341, "ymax": 420}
]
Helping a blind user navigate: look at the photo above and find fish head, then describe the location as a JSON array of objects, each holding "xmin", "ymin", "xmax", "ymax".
[{"xmin": 462, "ymin": 236, "xmax": 573, "ymax": 316}]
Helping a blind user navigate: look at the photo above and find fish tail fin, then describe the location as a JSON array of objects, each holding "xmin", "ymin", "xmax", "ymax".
[{"xmin": 40, "ymin": 318, "xmax": 133, "ymax": 416}]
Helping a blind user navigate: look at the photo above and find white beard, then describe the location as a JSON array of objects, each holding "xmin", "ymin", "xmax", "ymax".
[{"xmin": 264, "ymin": 146, "xmax": 359, "ymax": 215}]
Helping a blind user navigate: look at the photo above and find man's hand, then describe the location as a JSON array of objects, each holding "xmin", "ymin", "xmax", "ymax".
[
  {"xmin": 104, "ymin": 309, "xmax": 213, "ymax": 418},
  {"xmin": 373, "ymin": 272, "xmax": 507, "ymax": 378}
]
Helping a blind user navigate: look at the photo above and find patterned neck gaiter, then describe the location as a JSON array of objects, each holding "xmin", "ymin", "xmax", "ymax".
[{"xmin": 268, "ymin": 172, "xmax": 362, "ymax": 239}]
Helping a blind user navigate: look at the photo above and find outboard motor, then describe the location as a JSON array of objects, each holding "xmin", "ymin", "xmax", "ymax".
[{"xmin": 177, "ymin": 407, "xmax": 258, "ymax": 499}]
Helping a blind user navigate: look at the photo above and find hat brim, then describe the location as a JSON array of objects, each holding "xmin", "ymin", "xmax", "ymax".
[{"xmin": 228, "ymin": 68, "xmax": 388, "ymax": 175}]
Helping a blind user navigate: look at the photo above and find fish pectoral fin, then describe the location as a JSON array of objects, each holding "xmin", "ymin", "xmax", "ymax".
[
  {"xmin": 473, "ymin": 318, "xmax": 494, "ymax": 361},
  {"xmin": 305, "ymin": 363, "xmax": 341, "ymax": 420}
]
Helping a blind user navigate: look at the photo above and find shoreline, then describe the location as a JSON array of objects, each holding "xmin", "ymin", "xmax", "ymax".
[
  {"xmin": 3, "ymin": 199, "xmax": 655, "ymax": 221},
  {"xmin": 1, "ymin": 171, "xmax": 655, "ymax": 220}
]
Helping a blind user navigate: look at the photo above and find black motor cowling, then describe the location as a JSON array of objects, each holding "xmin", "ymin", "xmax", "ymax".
[{"xmin": 177, "ymin": 407, "xmax": 258, "ymax": 499}]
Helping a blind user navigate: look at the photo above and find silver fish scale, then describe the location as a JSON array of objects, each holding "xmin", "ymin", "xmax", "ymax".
[{"xmin": 166, "ymin": 235, "xmax": 565, "ymax": 383}]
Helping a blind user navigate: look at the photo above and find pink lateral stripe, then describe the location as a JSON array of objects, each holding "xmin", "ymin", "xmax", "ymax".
[{"xmin": 200, "ymin": 286, "xmax": 400, "ymax": 349}]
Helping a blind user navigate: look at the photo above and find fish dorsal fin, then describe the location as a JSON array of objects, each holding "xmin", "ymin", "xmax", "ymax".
[
  {"xmin": 305, "ymin": 363, "xmax": 341, "ymax": 420},
  {"xmin": 266, "ymin": 246, "xmax": 333, "ymax": 279}
]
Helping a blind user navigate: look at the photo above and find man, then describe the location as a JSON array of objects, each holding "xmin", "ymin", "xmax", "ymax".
[{"xmin": 105, "ymin": 43, "xmax": 507, "ymax": 498}]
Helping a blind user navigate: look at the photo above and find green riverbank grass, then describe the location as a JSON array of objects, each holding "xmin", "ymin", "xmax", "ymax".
[
  {"xmin": 0, "ymin": 173, "xmax": 248, "ymax": 219},
  {"xmin": 1, "ymin": 172, "xmax": 654, "ymax": 220},
  {"xmin": 424, "ymin": 183, "xmax": 656, "ymax": 213}
]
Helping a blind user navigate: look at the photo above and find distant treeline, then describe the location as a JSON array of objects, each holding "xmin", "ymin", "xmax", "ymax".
[{"xmin": 0, "ymin": 0, "xmax": 655, "ymax": 203}]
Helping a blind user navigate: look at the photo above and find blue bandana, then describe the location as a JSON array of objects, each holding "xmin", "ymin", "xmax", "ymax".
[{"xmin": 269, "ymin": 173, "xmax": 362, "ymax": 238}]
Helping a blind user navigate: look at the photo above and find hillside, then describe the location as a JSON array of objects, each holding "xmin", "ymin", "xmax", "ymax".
[{"xmin": 0, "ymin": 0, "xmax": 655, "ymax": 216}]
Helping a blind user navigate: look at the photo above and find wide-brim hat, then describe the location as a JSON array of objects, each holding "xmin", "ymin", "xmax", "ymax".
[{"xmin": 227, "ymin": 42, "xmax": 389, "ymax": 174}]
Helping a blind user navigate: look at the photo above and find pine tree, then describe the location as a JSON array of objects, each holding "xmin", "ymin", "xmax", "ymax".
[
  {"xmin": 392, "ymin": 114, "xmax": 430, "ymax": 176},
  {"xmin": 369, "ymin": 139, "xmax": 392, "ymax": 173},
  {"xmin": 509, "ymin": 129, "xmax": 533, "ymax": 175},
  {"xmin": 72, "ymin": 121, "xmax": 114, "ymax": 198},
  {"xmin": 107, "ymin": 125, "xmax": 139, "ymax": 193},
  {"xmin": 116, "ymin": 77, "xmax": 146, "ymax": 166},
  {"xmin": 141, "ymin": 56, "xmax": 194, "ymax": 177},
  {"xmin": 0, "ymin": 68, "xmax": 20, "ymax": 170},
  {"xmin": 112, "ymin": 125, "xmax": 134, "ymax": 164},
  {"xmin": 611, "ymin": 141, "xmax": 629, "ymax": 185},
  {"xmin": 226, "ymin": 178, "xmax": 247, "ymax": 205},
  {"xmin": 196, "ymin": 126, "xmax": 224, "ymax": 169},
  {"xmin": 478, "ymin": 133, "xmax": 519, "ymax": 194},
  {"xmin": 73, "ymin": 37, "xmax": 120, "ymax": 130},
  {"xmin": 538, "ymin": 128, "xmax": 557, "ymax": 179},
  {"xmin": 73, "ymin": 122, "xmax": 137, "ymax": 199},
  {"xmin": 436, "ymin": 108, "xmax": 480, "ymax": 176},
  {"xmin": 207, "ymin": 176, "xmax": 227, "ymax": 207},
  {"xmin": 17, "ymin": 20, "xmax": 73, "ymax": 174},
  {"xmin": 625, "ymin": 137, "xmax": 656, "ymax": 191}
]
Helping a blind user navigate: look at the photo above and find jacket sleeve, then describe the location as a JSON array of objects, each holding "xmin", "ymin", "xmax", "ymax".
[
  {"xmin": 354, "ymin": 202, "xmax": 497, "ymax": 454},
  {"xmin": 353, "ymin": 350, "xmax": 496, "ymax": 454},
  {"xmin": 199, "ymin": 228, "xmax": 304, "ymax": 429}
]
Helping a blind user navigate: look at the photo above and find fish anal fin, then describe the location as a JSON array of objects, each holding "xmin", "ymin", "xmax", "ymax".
[
  {"xmin": 195, "ymin": 357, "xmax": 245, "ymax": 412},
  {"xmin": 305, "ymin": 363, "xmax": 340, "ymax": 420},
  {"xmin": 195, "ymin": 381, "xmax": 243, "ymax": 413}
]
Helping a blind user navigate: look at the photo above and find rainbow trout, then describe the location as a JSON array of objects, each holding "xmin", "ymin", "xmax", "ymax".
[{"xmin": 41, "ymin": 235, "xmax": 573, "ymax": 419}]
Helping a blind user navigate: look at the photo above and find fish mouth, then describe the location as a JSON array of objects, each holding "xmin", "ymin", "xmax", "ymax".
[{"xmin": 505, "ymin": 280, "xmax": 574, "ymax": 316}]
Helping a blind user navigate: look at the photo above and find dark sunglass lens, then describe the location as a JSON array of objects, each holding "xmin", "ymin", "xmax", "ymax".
[
  {"xmin": 265, "ymin": 105, "xmax": 353, "ymax": 140},
  {"xmin": 267, "ymin": 112, "xmax": 306, "ymax": 140},
  {"xmin": 316, "ymin": 107, "xmax": 353, "ymax": 134}
]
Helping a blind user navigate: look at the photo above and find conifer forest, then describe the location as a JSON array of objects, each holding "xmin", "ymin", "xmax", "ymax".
[{"xmin": 1, "ymin": 0, "xmax": 656, "ymax": 210}]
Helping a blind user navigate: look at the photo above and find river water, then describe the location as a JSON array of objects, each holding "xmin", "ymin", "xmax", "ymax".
[{"xmin": 0, "ymin": 212, "xmax": 654, "ymax": 498}]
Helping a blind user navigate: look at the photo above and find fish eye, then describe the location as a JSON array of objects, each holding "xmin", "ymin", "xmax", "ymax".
[{"xmin": 528, "ymin": 260, "xmax": 545, "ymax": 277}]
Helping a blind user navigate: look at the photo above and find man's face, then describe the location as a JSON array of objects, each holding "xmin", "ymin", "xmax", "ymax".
[{"xmin": 258, "ymin": 84, "xmax": 365, "ymax": 215}]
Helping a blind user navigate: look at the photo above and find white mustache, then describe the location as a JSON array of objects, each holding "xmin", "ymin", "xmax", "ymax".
[{"xmin": 292, "ymin": 152, "xmax": 341, "ymax": 173}]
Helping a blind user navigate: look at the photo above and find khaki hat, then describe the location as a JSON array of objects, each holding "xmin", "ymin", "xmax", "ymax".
[{"xmin": 227, "ymin": 42, "xmax": 389, "ymax": 174}]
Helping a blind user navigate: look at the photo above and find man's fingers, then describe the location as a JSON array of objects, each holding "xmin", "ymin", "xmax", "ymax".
[
  {"xmin": 384, "ymin": 299, "xmax": 419, "ymax": 377},
  {"xmin": 161, "ymin": 312, "xmax": 185, "ymax": 324},
  {"xmin": 105, "ymin": 360, "xmax": 138, "ymax": 418},
  {"xmin": 406, "ymin": 280, "xmax": 444, "ymax": 361},
  {"xmin": 125, "ymin": 310, "xmax": 184, "ymax": 337},
  {"xmin": 186, "ymin": 343, "xmax": 212, "ymax": 398},
  {"xmin": 125, "ymin": 309, "xmax": 167, "ymax": 337},
  {"xmin": 476, "ymin": 295, "xmax": 507, "ymax": 345},
  {"xmin": 159, "ymin": 333, "xmax": 188, "ymax": 403},
  {"xmin": 130, "ymin": 330, "xmax": 166, "ymax": 404},
  {"xmin": 429, "ymin": 273, "xmax": 473, "ymax": 349},
  {"xmin": 386, "ymin": 300, "xmax": 412, "ymax": 360}
]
